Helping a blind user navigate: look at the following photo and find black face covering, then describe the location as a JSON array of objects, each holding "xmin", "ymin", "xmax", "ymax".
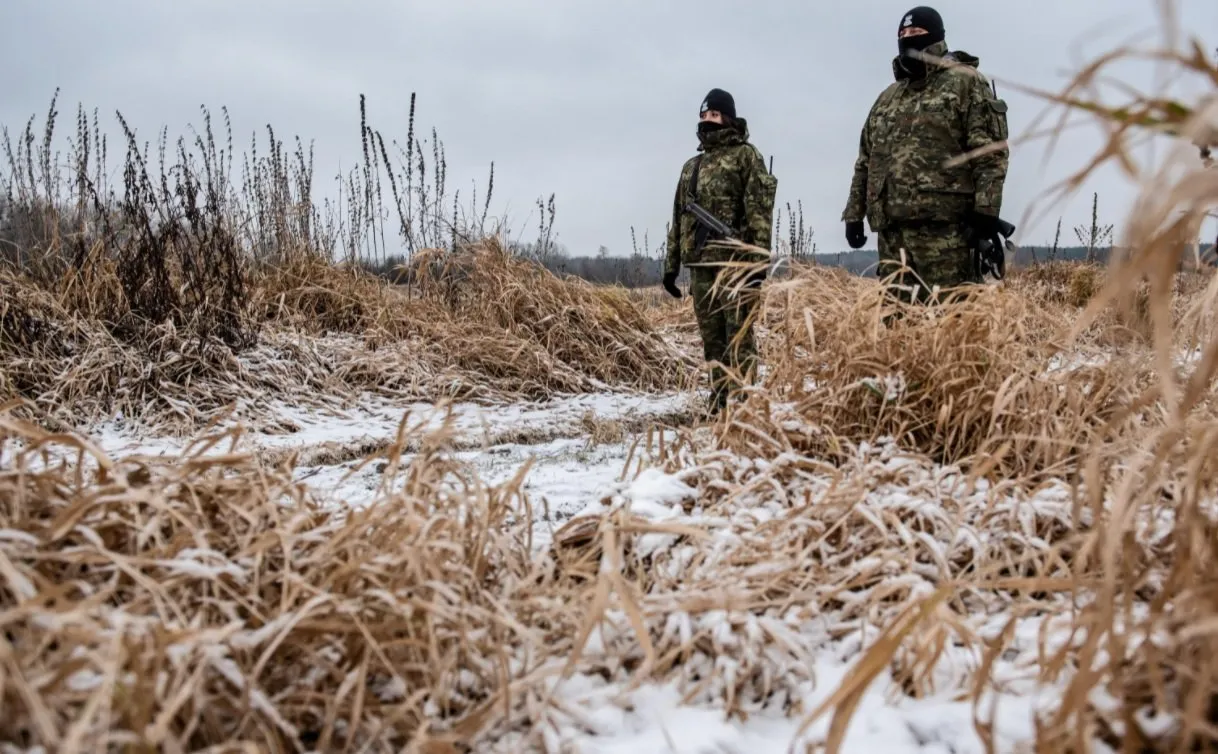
[
  {"xmin": 896, "ymin": 6, "xmax": 945, "ymax": 79},
  {"xmin": 896, "ymin": 51, "xmax": 929, "ymax": 80},
  {"xmin": 697, "ymin": 120, "xmax": 728, "ymax": 135}
]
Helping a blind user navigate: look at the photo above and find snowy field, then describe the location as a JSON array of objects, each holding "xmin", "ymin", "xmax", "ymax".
[
  {"xmin": 5, "ymin": 24, "xmax": 1213, "ymax": 745},
  {"xmin": 6, "ymin": 262, "xmax": 1208, "ymax": 751},
  {"xmin": 34, "ymin": 384, "xmax": 1101, "ymax": 754},
  {"xmin": 76, "ymin": 391, "xmax": 690, "ymax": 548}
]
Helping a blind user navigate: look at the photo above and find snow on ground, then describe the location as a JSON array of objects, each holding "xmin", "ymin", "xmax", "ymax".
[
  {"xmin": 495, "ymin": 430, "xmax": 1086, "ymax": 754},
  {"xmin": 5, "ymin": 384, "xmax": 1116, "ymax": 752},
  {"xmin": 56, "ymin": 390, "xmax": 694, "ymax": 551},
  {"xmin": 506, "ymin": 653, "xmax": 1056, "ymax": 754},
  {"xmin": 298, "ymin": 434, "xmax": 678, "ymax": 549},
  {"xmin": 90, "ymin": 390, "xmax": 694, "ymax": 460}
]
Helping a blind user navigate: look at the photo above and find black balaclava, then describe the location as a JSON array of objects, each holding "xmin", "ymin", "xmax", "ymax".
[
  {"xmin": 896, "ymin": 6, "xmax": 945, "ymax": 79},
  {"xmin": 698, "ymin": 88, "xmax": 736, "ymax": 134}
]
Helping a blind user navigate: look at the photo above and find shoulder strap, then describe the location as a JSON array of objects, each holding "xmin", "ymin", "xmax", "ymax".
[{"xmin": 686, "ymin": 155, "xmax": 704, "ymax": 204}]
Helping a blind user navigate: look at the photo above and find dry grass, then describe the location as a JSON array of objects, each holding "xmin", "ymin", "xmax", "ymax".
[
  {"xmin": 0, "ymin": 94, "xmax": 697, "ymax": 434},
  {"xmin": 730, "ymin": 260, "xmax": 1215, "ymax": 480},
  {"xmin": 690, "ymin": 7, "xmax": 1218, "ymax": 748},
  {"xmin": 623, "ymin": 284, "xmax": 697, "ymax": 332},
  {"xmin": 3, "ymin": 3, "xmax": 1218, "ymax": 752},
  {"xmin": 1, "ymin": 239, "xmax": 696, "ymax": 433},
  {"xmin": 0, "ymin": 407, "xmax": 566, "ymax": 752},
  {"xmin": 405, "ymin": 244, "xmax": 694, "ymax": 394}
]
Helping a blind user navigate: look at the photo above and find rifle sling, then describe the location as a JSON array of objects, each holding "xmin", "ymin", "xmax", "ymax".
[
  {"xmin": 687, "ymin": 154, "xmax": 703, "ymax": 205},
  {"xmin": 686, "ymin": 155, "xmax": 708, "ymax": 252}
]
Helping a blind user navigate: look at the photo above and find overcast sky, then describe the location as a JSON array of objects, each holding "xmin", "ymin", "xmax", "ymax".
[{"xmin": 2, "ymin": 1, "xmax": 1216, "ymax": 258}]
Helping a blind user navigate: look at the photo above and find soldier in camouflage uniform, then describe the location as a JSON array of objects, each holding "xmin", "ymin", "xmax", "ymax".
[
  {"xmin": 663, "ymin": 88, "xmax": 778, "ymax": 414},
  {"xmin": 842, "ymin": 6, "xmax": 1010, "ymax": 305}
]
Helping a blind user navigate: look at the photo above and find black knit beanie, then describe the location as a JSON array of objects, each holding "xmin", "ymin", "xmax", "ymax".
[
  {"xmin": 898, "ymin": 6, "xmax": 945, "ymax": 53},
  {"xmin": 700, "ymin": 88, "xmax": 736, "ymax": 120}
]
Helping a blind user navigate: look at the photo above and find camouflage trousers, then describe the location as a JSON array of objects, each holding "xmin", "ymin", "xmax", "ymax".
[
  {"xmin": 690, "ymin": 266, "xmax": 760, "ymax": 412},
  {"xmin": 876, "ymin": 221, "xmax": 981, "ymax": 305}
]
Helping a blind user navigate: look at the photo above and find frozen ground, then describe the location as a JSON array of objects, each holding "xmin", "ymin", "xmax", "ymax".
[
  {"xmin": 90, "ymin": 390, "xmax": 694, "ymax": 459},
  {"xmin": 18, "ymin": 387, "xmax": 1109, "ymax": 752},
  {"xmin": 71, "ymin": 390, "xmax": 696, "ymax": 551},
  {"xmin": 492, "ymin": 427, "xmax": 1087, "ymax": 754},
  {"xmin": 497, "ymin": 651, "xmax": 1055, "ymax": 754}
]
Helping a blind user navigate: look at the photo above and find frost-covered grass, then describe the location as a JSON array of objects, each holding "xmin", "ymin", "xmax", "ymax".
[
  {"xmin": 7, "ymin": 264, "xmax": 1218, "ymax": 752},
  {"xmin": 6, "ymin": 258, "xmax": 1218, "ymax": 752},
  {"xmin": 3, "ymin": 12, "xmax": 1217, "ymax": 748},
  {"xmin": 6, "ymin": 254, "xmax": 1218, "ymax": 752},
  {"xmin": 1, "ymin": 375, "xmax": 1177, "ymax": 753},
  {"xmin": 89, "ymin": 391, "xmax": 692, "ymax": 465},
  {"xmin": 0, "ymin": 391, "xmax": 1087, "ymax": 753}
]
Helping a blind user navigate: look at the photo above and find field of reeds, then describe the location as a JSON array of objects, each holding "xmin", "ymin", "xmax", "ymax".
[
  {"xmin": 0, "ymin": 93, "xmax": 698, "ymax": 435},
  {"xmin": 2, "ymin": 5, "xmax": 1218, "ymax": 752}
]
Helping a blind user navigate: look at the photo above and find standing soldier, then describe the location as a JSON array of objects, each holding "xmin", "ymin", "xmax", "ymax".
[
  {"xmin": 663, "ymin": 88, "xmax": 778, "ymax": 415},
  {"xmin": 842, "ymin": 6, "xmax": 1010, "ymax": 304}
]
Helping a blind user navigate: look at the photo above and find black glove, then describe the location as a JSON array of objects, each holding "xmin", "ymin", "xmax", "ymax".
[
  {"xmin": 845, "ymin": 220, "xmax": 867, "ymax": 250},
  {"xmin": 969, "ymin": 211, "xmax": 1004, "ymax": 250},
  {"xmin": 745, "ymin": 264, "xmax": 767, "ymax": 289},
  {"xmin": 662, "ymin": 271, "xmax": 682, "ymax": 299}
]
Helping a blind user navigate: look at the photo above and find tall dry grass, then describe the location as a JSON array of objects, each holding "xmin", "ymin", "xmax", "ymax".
[
  {"xmin": 0, "ymin": 95, "xmax": 695, "ymax": 431},
  {"xmin": 696, "ymin": 7, "xmax": 1218, "ymax": 749},
  {"xmin": 2, "ymin": 4, "xmax": 1218, "ymax": 752},
  {"xmin": 1, "ymin": 247, "xmax": 695, "ymax": 432},
  {"xmin": 0, "ymin": 406, "xmax": 568, "ymax": 752}
]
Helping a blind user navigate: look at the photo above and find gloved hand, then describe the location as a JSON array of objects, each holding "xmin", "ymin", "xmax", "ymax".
[
  {"xmin": 845, "ymin": 220, "xmax": 867, "ymax": 250},
  {"xmin": 662, "ymin": 271, "xmax": 682, "ymax": 299},
  {"xmin": 969, "ymin": 211, "xmax": 1004, "ymax": 250}
]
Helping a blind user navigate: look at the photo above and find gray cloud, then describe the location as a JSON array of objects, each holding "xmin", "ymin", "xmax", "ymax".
[{"xmin": 3, "ymin": 0, "xmax": 1215, "ymax": 257}]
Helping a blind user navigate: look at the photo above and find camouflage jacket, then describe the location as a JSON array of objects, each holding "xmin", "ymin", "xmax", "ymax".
[
  {"xmin": 665, "ymin": 119, "xmax": 777, "ymax": 276},
  {"xmin": 842, "ymin": 41, "xmax": 1009, "ymax": 231}
]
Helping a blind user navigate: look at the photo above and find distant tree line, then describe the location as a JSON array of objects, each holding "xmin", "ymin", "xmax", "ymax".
[
  {"xmin": 365, "ymin": 244, "xmax": 688, "ymax": 288},
  {"xmin": 357, "ymin": 194, "xmax": 1214, "ymax": 288},
  {"xmin": 362, "ymin": 243, "xmax": 1178, "ymax": 288},
  {"xmin": 809, "ymin": 245, "xmax": 1124, "ymax": 277}
]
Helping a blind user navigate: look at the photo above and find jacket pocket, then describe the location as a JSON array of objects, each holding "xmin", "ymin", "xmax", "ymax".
[
  {"xmin": 988, "ymin": 99, "xmax": 1009, "ymax": 141},
  {"xmin": 756, "ymin": 171, "xmax": 778, "ymax": 216}
]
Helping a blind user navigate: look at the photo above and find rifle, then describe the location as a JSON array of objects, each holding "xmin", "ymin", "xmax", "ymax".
[
  {"xmin": 686, "ymin": 157, "xmax": 775, "ymax": 245},
  {"xmin": 684, "ymin": 200, "xmax": 736, "ymax": 246},
  {"xmin": 971, "ymin": 216, "xmax": 1016, "ymax": 280},
  {"xmin": 684, "ymin": 200, "xmax": 768, "ymax": 288}
]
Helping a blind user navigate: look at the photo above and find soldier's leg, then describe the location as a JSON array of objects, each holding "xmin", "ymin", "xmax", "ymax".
[
  {"xmin": 876, "ymin": 227, "xmax": 917, "ymax": 306},
  {"xmin": 903, "ymin": 223, "xmax": 978, "ymax": 300},
  {"xmin": 690, "ymin": 267, "xmax": 730, "ymax": 411},
  {"xmin": 722, "ymin": 285, "xmax": 761, "ymax": 402}
]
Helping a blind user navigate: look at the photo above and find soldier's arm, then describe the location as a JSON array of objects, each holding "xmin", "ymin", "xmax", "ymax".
[
  {"xmin": 741, "ymin": 147, "xmax": 778, "ymax": 250},
  {"xmin": 664, "ymin": 167, "xmax": 684, "ymax": 275},
  {"xmin": 965, "ymin": 76, "xmax": 1010, "ymax": 216},
  {"xmin": 841, "ymin": 110, "xmax": 873, "ymax": 223}
]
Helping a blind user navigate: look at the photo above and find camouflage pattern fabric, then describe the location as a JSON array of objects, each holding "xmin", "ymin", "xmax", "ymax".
[
  {"xmin": 876, "ymin": 221, "xmax": 977, "ymax": 305},
  {"xmin": 665, "ymin": 117, "xmax": 776, "ymax": 411},
  {"xmin": 665, "ymin": 119, "xmax": 777, "ymax": 276},
  {"xmin": 842, "ymin": 41, "xmax": 1009, "ymax": 293},
  {"xmin": 690, "ymin": 266, "xmax": 760, "ymax": 411}
]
